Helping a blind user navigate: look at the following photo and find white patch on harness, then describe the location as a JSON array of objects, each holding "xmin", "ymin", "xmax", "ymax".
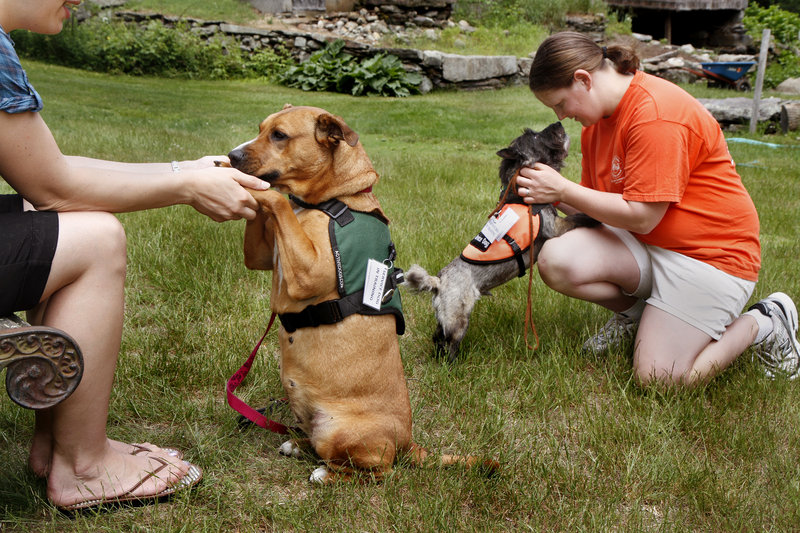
[
  {"xmin": 363, "ymin": 258, "xmax": 389, "ymax": 311},
  {"xmin": 480, "ymin": 207, "xmax": 520, "ymax": 243}
]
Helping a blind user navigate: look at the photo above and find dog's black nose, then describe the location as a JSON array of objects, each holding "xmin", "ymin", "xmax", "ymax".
[{"xmin": 228, "ymin": 148, "xmax": 245, "ymax": 168}]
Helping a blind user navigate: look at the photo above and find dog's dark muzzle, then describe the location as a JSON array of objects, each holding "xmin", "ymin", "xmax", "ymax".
[
  {"xmin": 227, "ymin": 147, "xmax": 247, "ymax": 169},
  {"xmin": 227, "ymin": 147, "xmax": 279, "ymax": 183}
]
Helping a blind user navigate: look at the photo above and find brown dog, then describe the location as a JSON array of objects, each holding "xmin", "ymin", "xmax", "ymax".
[{"xmin": 230, "ymin": 104, "xmax": 495, "ymax": 483}]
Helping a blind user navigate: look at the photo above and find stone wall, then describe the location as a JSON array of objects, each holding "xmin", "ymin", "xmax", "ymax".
[
  {"xmin": 112, "ymin": 11, "xmax": 531, "ymax": 91},
  {"xmin": 246, "ymin": 0, "xmax": 454, "ymax": 24},
  {"xmin": 355, "ymin": 0, "xmax": 455, "ymax": 25}
]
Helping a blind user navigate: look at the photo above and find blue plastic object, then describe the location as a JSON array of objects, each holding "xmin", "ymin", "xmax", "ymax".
[{"xmin": 700, "ymin": 62, "xmax": 756, "ymax": 82}]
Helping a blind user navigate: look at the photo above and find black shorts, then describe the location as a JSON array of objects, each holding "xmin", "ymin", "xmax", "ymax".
[{"xmin": 0, "ymin": 194, "xmax": 59, "ymax": 315}]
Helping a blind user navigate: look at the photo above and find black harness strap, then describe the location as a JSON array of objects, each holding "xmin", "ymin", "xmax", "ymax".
[
  {"xmin": 289, "ymin": 194, "xmax": 354, "ymax": 227},
  {"xmin": 501, "ymin": 233, "xmax": 527, "ymax": 278},
  {"xmin": 279, "ymin": 270, "xmax": 405, "ymax": 333}
]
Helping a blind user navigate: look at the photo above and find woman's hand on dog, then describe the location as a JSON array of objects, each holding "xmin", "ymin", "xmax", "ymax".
[
  {"xmin": 182, "ymin": 156, "xmax": 270, "ymax": 222},
  {"xmin": 516, "ymin": 163, "xmax": 568, "ymax": 205}
]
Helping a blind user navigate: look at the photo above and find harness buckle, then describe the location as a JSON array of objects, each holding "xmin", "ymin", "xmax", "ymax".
[{"xmin": 381, "ymin": 289, "xmax": 395, "ymax": 304}]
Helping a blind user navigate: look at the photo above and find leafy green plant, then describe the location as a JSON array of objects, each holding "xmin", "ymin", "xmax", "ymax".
[
  {"xmin": 11, "ymin": 18, "xmax": 293, "ymax": 81},
  {"xmin": 343, "ymin": 53, "xmax": 423, "ymax": 97},
  {"xmin": 743, "ymin": 3, "xmax": 800, "ymax": 87},
  {"xmin": 605, "ymin": 10, "xmax": 633, "ymax": 38},
  {"xmin": 279, "ymin": 40, "xmax": 356, "ymax": 92},
  {"xmin": 244, "ymin": 45, "xmax": 295, "ymax": 80},
  {"xmin": 280, "ymin": 40, "xmax": 422, "ymax": 97}
]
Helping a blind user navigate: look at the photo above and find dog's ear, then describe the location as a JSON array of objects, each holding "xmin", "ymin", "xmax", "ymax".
[
  {"xmin": 315, "ymin": 113, "xmax": 360, "ymax": 148},
  {"xmin": 496, "ymin": 148, "xmax": 518, "ymax": 160}
]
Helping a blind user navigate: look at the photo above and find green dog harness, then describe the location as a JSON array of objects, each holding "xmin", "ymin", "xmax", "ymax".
[{"xmin": 278, "ymin": 195, "xmax": 405, "ymax": 335}]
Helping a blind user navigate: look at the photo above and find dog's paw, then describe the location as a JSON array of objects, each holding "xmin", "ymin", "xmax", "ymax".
[
  {"xmin": 278, "ymin": 440, "xmax": 302, "ymax": 458},
  {"xmin": 309, "ymin": 466, "xmax": 330, "ymax": 484}
]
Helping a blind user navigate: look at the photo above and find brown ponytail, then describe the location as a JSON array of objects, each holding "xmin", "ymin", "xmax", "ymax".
[{"xmin": 529, "ymin": 32, "xmax": 640, "ymax": 93}]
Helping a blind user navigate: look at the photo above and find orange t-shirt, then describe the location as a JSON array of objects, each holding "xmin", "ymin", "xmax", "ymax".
[{"xmin": 580, "ymin": 71, "xmax": 760, "ymax": 281}]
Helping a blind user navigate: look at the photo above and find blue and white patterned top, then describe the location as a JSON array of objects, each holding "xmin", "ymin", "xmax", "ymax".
[{"xmin": 0, "ymin": 25, "xmax": 43, "ymax": 114}]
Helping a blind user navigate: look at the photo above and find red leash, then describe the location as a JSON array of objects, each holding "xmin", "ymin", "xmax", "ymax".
[
  {"xmin": 492, "ymin": 175, "xmax": 540, "ymax": 351},
  {"xmin": 226, "ymin": 312, "xmax": 294, "ymax": 434},
  {"xmin": 523, "ymin": 205, "xmax": 540, "ymax": 350}
]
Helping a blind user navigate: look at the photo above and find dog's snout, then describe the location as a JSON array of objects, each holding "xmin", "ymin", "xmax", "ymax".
[{"xmin": 228, "ymin": 147, "xmax": 245, "ymax": 168}]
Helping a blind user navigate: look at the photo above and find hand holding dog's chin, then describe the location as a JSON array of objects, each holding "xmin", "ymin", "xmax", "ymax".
[
  {"xmin": 517, "ymin": 164, "xmax": 565, "ymax": 204},
  {"xmin": 182, "ymin": 169, "xmax": 266, "ymax": 222}
]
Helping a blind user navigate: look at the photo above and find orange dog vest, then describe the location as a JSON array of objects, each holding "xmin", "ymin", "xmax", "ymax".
[{"xmin": 460, "ymin": 203, "xmax": 540, "ymax": 276}]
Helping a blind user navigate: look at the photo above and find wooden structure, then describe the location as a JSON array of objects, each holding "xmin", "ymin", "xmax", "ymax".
[
  {"xmin": 606, "ymin": 0, "xmax": 748, "ymax": 47},
  {"xmin": 0, "ymin": 315, "xmax": 83, "ymax": 409}
]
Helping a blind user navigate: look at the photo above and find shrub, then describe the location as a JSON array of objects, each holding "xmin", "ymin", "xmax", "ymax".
[
  {"xmin": 279, "ymin": 40, "xmax": 422, "ymax": 97},
  {"xmin": 743, "ymin": 3, "xmax": 800, "ymax": 87},
  {"xmin": 12, "ymin": 18, "xmax": 293, "ymax": 81}
]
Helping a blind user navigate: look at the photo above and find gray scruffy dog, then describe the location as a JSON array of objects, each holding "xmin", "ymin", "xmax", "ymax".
[{"xmin": 404, "ymin": 122, "xmax": 598, "ymax": 362}]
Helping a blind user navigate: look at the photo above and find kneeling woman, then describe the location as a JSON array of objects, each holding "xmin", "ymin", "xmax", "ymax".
[{"xmin": 516, "ymin": 31, "xmax": 799, "ymax": 386}]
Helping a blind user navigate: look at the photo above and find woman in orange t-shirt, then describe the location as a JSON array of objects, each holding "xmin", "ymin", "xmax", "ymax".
[{"xmin": 516, "ymin": 31, "xmax": 799, "ymax": 386}]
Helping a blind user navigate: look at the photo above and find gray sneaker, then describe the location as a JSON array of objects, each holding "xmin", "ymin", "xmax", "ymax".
[
  {"xmin": 748, "ymin": 292, "xmax": 800, "ymax": 380},
  {"xmin": 582, "ymin": 313, "xmax": 638, "ymax": 355}
]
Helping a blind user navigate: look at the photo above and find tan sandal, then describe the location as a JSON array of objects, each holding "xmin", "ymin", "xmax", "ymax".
[
  {"xmin": 129, "ymin": 443, "xmax": 185, "ymax": 461},
  {"xmin": 56, "ymin": 457, "xmax": 203, "ymax": 512}
]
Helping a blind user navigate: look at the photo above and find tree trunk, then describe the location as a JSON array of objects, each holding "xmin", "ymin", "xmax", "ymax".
[{"xmin": 780, "ymin": 102, "xmax": 800, "ymax": 133}]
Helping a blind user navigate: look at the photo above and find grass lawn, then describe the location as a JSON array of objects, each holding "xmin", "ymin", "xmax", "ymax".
[
  {"xmin": 124, "ymin": 0, "xmax": 262, "ymax": 24},
  {"xmin": 1, "ymin": 61, "xmax": 800, "ymax": 531}
]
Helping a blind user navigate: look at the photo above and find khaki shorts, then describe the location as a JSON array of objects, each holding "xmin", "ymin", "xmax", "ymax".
[{"xmin": 606, "ymin": 225, "xmax": 756, "ymax": 340}]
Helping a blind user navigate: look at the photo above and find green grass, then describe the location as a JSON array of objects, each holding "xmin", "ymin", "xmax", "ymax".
[
  {"xmin": 381, "ymin": 23, "xmax": 551, "ymax": 57},
  {"xmin": 124, "ymin": 0, "xmax": 261, "ymax": 24},
  {"xmin": 1, "ymin": 61, "xmax": 800, "ymax": 531}
]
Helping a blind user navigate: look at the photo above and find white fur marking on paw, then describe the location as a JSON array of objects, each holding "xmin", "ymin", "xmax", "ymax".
[
  {"xmin": 278, "ymin": 440, "xmax": 302, "ymax": 458},
  {"xmin": 309, "ymin": 466, "xmax": 329, "ymax": 484}
]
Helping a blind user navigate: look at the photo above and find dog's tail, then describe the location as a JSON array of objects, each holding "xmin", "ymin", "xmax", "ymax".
[
  {"xmin": 403, "ymin": 264, "xmax": 440, "ymax": 293},
  {"xmin": 405, "ymin": 442, "xmax": 500, "ymax": 476}
]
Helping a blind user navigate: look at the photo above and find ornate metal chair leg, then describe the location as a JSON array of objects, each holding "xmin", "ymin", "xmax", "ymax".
[{"xmin": 0, "ymin": 316, "xmax": 84, "ymax": 409}]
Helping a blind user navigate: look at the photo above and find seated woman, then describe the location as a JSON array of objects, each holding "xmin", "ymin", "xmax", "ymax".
[{"xmin": 0, "ymin": 0, "xmax": 268, "ymax": 511}]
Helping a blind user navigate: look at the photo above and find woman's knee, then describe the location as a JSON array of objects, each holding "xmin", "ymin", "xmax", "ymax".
[
  {"xmin": 537, "ymin": 238, "xmax": 581, "ymax": 292},
  {"xmin": 633, "ymin": 348, "xmax": 692, "ymax": 387},
  {"xmin": 52, "ymin": 212, "xmax": 127, "ymax": 283},
  {"xmin": 72, "ymin": 212, "xmax": 126, "ymax": 265}
]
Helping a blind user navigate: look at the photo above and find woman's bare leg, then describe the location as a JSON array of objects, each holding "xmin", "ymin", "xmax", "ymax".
[
  {"xmin": 24, "ymin": 211, "xmax": 188, "ymax": 507},
  {"xmin": 537, "ymin": 225, "xmax": 641, "ymax": 311},
  {"xmin": 634, "ymin": 306, "xmax": 758, "ymax": 386}
]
